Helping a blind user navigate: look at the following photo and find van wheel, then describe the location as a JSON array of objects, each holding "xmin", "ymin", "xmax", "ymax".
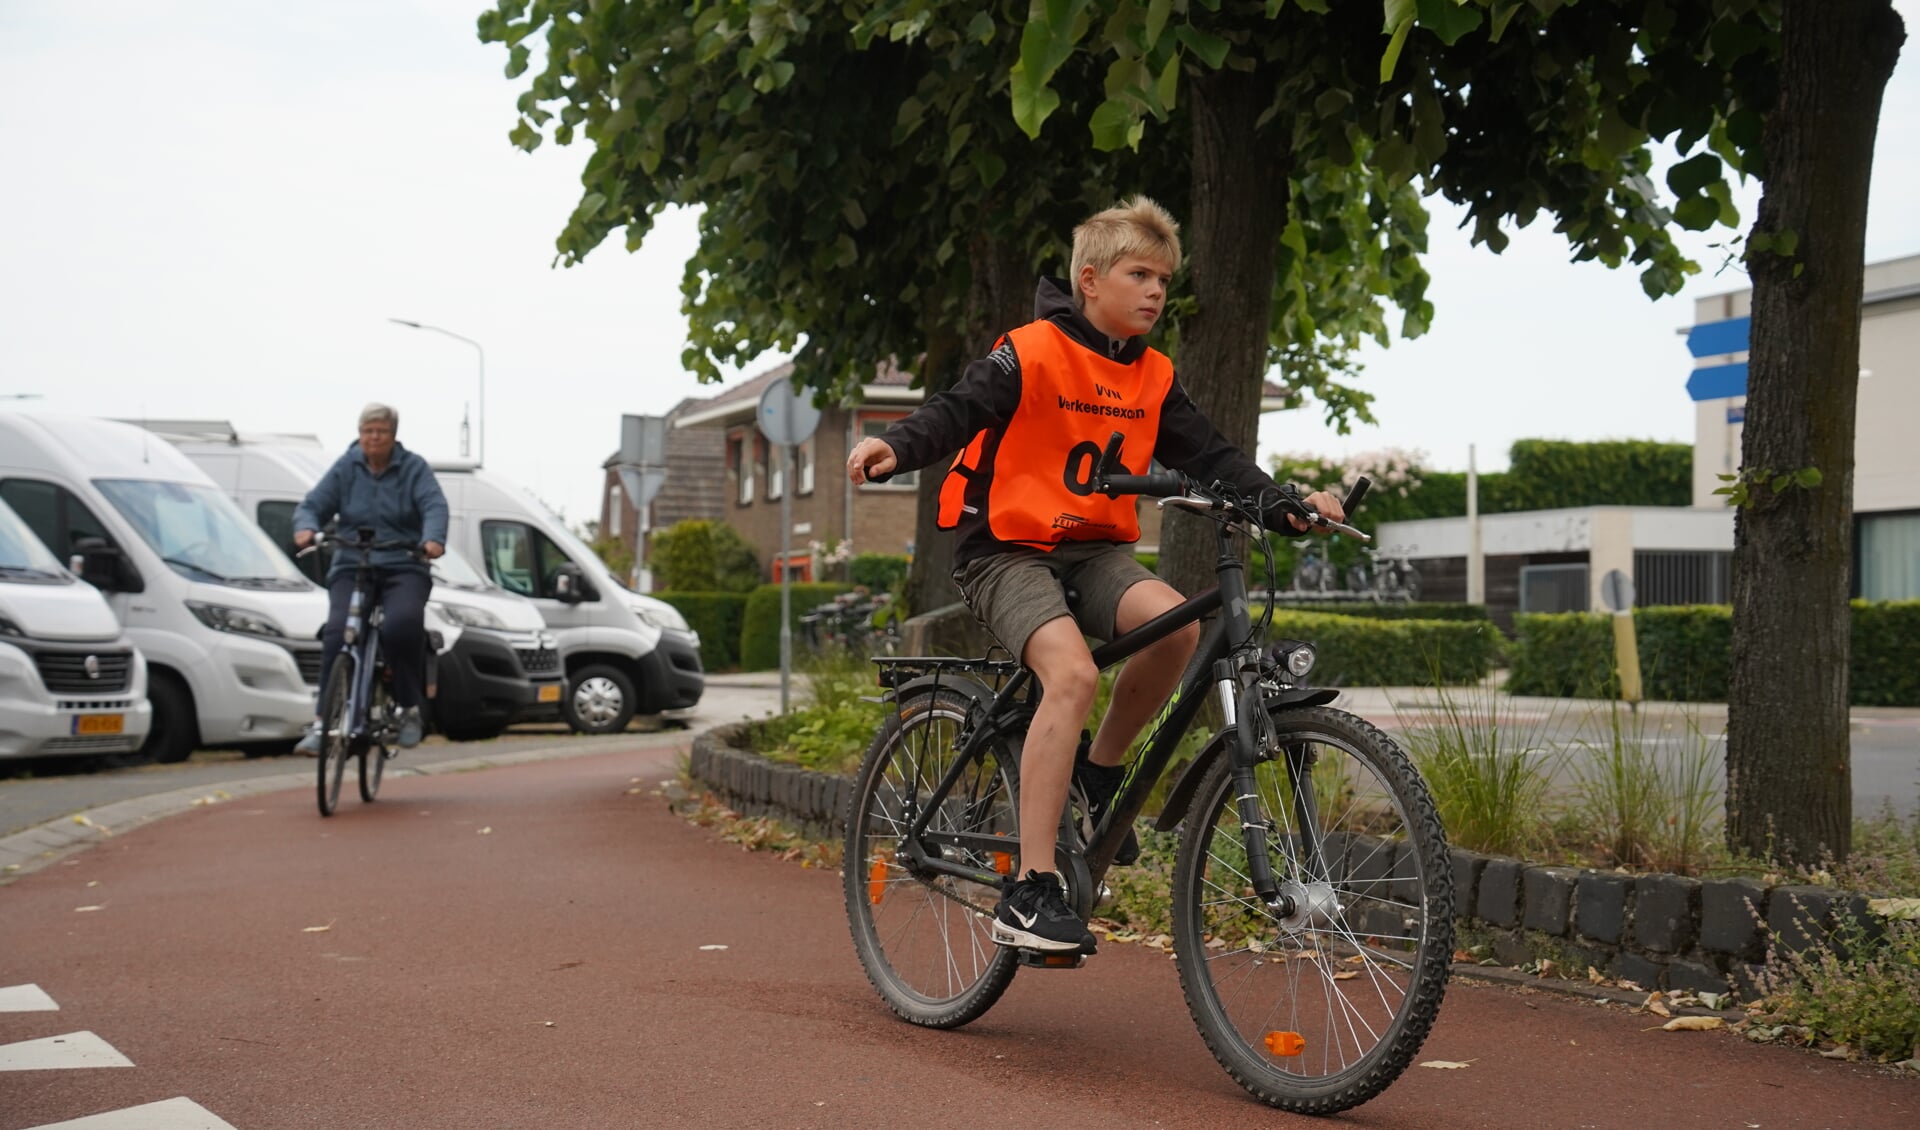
[
  {"xmin": 565, "ymin": 665, "xmax": 635, "ymax": 735},
  {"xmin": 141, "ymin": 674, "xmax": 199, "ymax": 765}
]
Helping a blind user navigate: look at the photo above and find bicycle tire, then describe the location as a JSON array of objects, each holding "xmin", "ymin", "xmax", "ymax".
[
  {"xmin": 357, "ymin": 676, "xmax": 392, "ymax": 803},
  {"xmin": 843, "ymin": 686, "xmax": 1021, "ymax": 1029},
  {"xmin": 1171, "ymin": 706, "xmax": 1452, "ymax": 1114},
  {"xmin": 316, "ymin": 656, "xmax": 355, "ymax": 818}
]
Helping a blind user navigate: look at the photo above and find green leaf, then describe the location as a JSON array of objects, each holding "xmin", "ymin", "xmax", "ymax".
[
  {"xmin": 842, "ymin": 199, "xmax": 867, "ymax": 230},
  {"xmin": 1489, "ymin": 0, "xmax": 1524, "ymax": 42},
  {"xmin": 1772, "ymin": 229, "xmax": 1798, "ymax": 257},
  {"xmin": 1667, "ymin": 152, "xmax": 1722, "ymax": 198},
  {"xmin": 1089, "ymin": 99, "xmax": 1135, "ymax": 151},
  {"xmin": 1175, "ymin": 25, "xmax": 1230, "ymax": 70},
  {"xmin": 1010, "ymin": 61, "xmax": 1063, "ymax": 137},
  {"xmin": 578, "ymin": 192, "xmax": 607, "ymax": 220},
  {"xmin": 1415, "ymin": 0, "xmax": 1484, "ymax": 45},
  {"xmin": 507, "ymin": 43, "xmax": 530, "ymax": 79},
  {"xmin": 970, "ymin": 148, "xmax": 1007, "ymax": 188},
  {"xmin": 1793, "ymin": 467, "xmax": 1824, "ymax": 489},
  {"xmin": 1145, "ymin": 0, "xmax": 1172, "ymax": 49},
  {"xmin": 968, "ymin": 11, "xmax": 995, "ymax": 43},
  {"xmin": 1770, "ymin": 472, "xmax": 1792, "ymax": 494},
  {"xmin": 1156, "ymin": 52, "xmax": 1181, "ymax": 113},
  {"xmin": 1380, "ymin": 17, "xmax": 1414, "ymax": 82},
  {"xmin": 1673, "ymin": 195, "xmax": 1719, "ymax": 231}
]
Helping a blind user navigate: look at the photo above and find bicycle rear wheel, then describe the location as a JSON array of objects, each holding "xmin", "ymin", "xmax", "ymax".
[
  {"xmin": 1172, "ymin": 706, "xmax": 1452, "ymax": 1114},
  {"xmin": 843, "ymin": 687, "xmax": 1020, "ymax": 1028},
  {"xmin": 316, "ymin": 656, "xmax": 354, "ymax": 817}
]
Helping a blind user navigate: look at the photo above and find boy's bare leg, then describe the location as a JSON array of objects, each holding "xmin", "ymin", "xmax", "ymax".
[
  {"xmin": 1015, "ymin": 616, "xmax": 1100, "ymax": 877},
  {"xmin": 1088, "ymin": 580, "xmax": 1200, "ymax": 769}
]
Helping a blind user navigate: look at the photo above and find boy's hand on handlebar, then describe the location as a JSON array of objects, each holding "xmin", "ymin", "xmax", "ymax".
[
  {"xmin": 423, "ymin": 541, "xmax": 444, "ymax": 559},
  {"xmin": 846, "ymin": 437, "xmax": 897, "ymax": 485},
  {"xmin": 1288, "ymin": 490, "xmax": 1346, "ymax": 534}
]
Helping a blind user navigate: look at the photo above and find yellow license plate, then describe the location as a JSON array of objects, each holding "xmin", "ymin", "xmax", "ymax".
[
  {"xmin": 537, "ymin": 683, "xmax": 562, "ymax": 703},
  {"xmin": 73, "ymin": 714, "xmax": 125, "ymax": 736}
]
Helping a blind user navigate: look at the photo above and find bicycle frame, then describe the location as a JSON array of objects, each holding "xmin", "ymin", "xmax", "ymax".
[{"xmin": 882, "ymin": 510, "xmax": 1303, "ymax": 904}]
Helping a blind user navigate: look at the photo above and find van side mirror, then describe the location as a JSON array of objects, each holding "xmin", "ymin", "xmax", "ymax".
[
  {"xmin": 553, "ymin": 562, "xmax": 587, "ymax": 605},
  {"xmin": 70, "ymin": 537, "xmax": 140, "ymax": 593}
]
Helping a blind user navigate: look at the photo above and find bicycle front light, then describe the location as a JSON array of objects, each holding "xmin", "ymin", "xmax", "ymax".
[
  {"xmin": 186, "ymin": 601, "xmax": 287, "ymax": 639},
  {"xmin": 1278, "ymin": 641, "xmax": 1316, "ymax": 679},
  {"xmin": 430, "ymin": 600, "xmax": 507, "ymax": 630}
]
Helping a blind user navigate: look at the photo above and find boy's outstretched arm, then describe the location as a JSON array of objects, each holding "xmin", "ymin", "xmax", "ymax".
[
  {"xmin": 1152, "ymin": 380, "xmax": 1345, "ymax": 532},
  {"xmin": 845, "ymin": 344, "xmax": 1023, "ymax": 486}
]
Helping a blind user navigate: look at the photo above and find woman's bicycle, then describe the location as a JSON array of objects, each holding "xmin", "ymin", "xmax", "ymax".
[
  {"xmin": 842, "ymin": 435, "xmax": 1452, "ymax": 1115},
  {"xmin": 301, "ymin": 529, "xmax": 424, "ymax": 817}
]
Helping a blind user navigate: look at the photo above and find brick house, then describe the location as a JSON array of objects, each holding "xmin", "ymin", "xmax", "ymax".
[{"xmin": 602, "ymin": 360, "xmax": 1291, "ymax": 584}]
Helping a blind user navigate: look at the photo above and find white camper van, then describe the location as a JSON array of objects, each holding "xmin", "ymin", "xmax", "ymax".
[
  {"xmin": 0, "ymin": 493, "xmax": 153, "ymax": 760},
  {"xmin": 147, "ymin": 423, "xmax": 567, "ymax": 741},
  {"xmin": 0, "ymin": 413, "xmax": 326, "ymax": 763},
  {"xmin": 435, "ymin": 463, "xmax": 704, "ymax": 735}
]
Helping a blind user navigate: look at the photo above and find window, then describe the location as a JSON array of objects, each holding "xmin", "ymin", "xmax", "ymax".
[
  {"xmin": 1, "ymin": 478, "xmax": 115, "ymax": 559},
  {"xmin": 258, "ymin": 500, "xmax": 326, "ymax": 584},
  {"xmin": 859, "ymin": 417, "xmax": 916, "ymax": 487},
  {"xmin": 1518, "ymin": 563, "xmax": 1589, "ymax": 613},
  {"xmin": 1860, "ymin": 512, "xmax": 1920, "ymax": 600},
  {"xmin": 608, "ymin": 482, "xmax": 623, "ymax": 539},
  {"xmin": 728, "ymin": 432, "xmax": 754, "ymax": 505},
  {"xmin": 1634, "ymin": 550, "xmax": 1732, "ymax": 606},
  {"xmin": 774, "ymin": 553, "xmax": 812, "ymax": 583},
  {"xmin": 767, "ymin": 441, "xmax": 785, "ymax": 501},
  {"xmin": 481, "ymin": 520, "xmax": 592, "ymax": 602},
  {"xmin": 797, "ymin": 435, "xmax": 816, "ymax": 495}
]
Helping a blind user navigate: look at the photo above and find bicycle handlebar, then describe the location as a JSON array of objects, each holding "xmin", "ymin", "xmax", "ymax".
[
  {"xmin": 297, "ymin": 530, "xmax": 428, "ymax": 559},
  {"xmin": 1090, "ymin": 430, "xmax": 1372, "ymax": 541}
]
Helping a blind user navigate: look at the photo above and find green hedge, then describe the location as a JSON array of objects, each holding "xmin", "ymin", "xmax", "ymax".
[
  {"xmin": 1505, "ymin": 602, "xmax": 1920, "ymax": 705},
  {"xmin": 656, "ymin": 592, "xmax": 749, "ymax": 671},
  {"xmin": 1271, "ymin": 601, "xmax": 1492, "ymax": 624},
  {"xmin": 848, "ymin": 553, "xmax": 909, "ymax": 591},
  {"xmin": 1265, "ymin": 611, "xmax": 1501, "ymax": 687},
  {"xmin": 650, "ymin": 519, "xmax": 761, "ymax": 593},
  {"xmin": 740, "ymin": 583, "xmax": 852, "ymax": 671}
]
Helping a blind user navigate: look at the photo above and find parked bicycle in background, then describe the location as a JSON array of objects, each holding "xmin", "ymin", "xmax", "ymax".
[{"xmin": 1348, "ymin": 545, "xmax": 1423, "ymax": 603}]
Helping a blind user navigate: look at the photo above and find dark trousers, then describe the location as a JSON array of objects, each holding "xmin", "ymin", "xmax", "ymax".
[{"xmin": 320, "ymin": 570, "xmax": 432, "ymax": 711}]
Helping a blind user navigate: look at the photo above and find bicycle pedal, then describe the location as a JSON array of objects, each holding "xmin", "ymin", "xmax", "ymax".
[{"xmin": 1015, "ymin": 949, "xmax": 1088, "ymax": 969}]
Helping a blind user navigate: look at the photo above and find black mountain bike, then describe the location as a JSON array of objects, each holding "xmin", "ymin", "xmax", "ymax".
[
  {"xmin": 302, "ymin": 529, "xmax": 422, "ymax": 817},
  {"xmin": 842, "ymin": 436, "xmax": 1452, "ymax": 1115}
]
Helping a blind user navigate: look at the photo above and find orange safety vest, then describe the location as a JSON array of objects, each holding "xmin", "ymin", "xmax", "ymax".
[{"xmin": 937, "ymin": 320, "xmax": 1173, "ymax": 548}]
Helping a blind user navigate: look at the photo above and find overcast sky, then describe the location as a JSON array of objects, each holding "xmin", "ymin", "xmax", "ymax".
[{"xmin": 3, "ymin": 1, "xmax": 1916, "ymax": 531}]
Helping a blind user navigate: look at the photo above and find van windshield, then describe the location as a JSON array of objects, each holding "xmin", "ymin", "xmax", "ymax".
[
  {"xmin": 431, "ymin": 547, "xmax": 492, "ymax": 591},
  {"xmin": 95, "ymin": 479, "xmax": 309, "ymax": 589},
  {"xmin": 0, "ymin": 496, "xmax": 68, "ymax": 580}
]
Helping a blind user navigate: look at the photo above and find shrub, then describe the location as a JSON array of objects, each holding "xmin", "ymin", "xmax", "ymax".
[
  {"xmin": 1761, "ymin": 912, "xmax": 1920, "ymax": 1062},
  {"xmin": 1853, "ymin": 600, "xmax": 1920, "ymax": 707},
  {"xmin": 847, "ymin": 552, "xmax": 909, "ymax": 592},
  {"xmin": 1135, "ymin": 552, "xmax": 1158, "ymax": 573},
  {"xmin": 1396, "ymin": 680, "xmax": 1563, "ymax": 858},
  {"xmin": 740, "ymin": 582, "xmax": 852, "ymax": 671},
  {"xmin": 656, "ymin": 592, "xmax": 748, "ymax": 671},
  {"xmin": 1504, "ymin": 613, "xmax": 1618, "ymax": 698},
  {"xmin": 1265, "ymin": 611, "xmax": 1500, "ymax": 687},
  {"xmin": 748, "ymin": 649, "xmax": 887, "ymax": 774},
  {"xmin": 651, "ymin": 519, "xmax": 761, "ymax": 593}
]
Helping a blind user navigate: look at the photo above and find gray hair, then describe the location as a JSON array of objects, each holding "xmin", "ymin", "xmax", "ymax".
[{"xmin": 358, "ymin": 402, "xmax": 399, "ymax": 431}]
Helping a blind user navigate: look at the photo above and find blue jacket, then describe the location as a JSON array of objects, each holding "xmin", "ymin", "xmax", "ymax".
[{"xmin": 294, "ymin": 441, "xmax": 449, "ymax": 581}]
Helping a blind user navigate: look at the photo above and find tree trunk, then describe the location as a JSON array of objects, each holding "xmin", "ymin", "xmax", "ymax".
[
  {"xmin": 1726, "ymin": 0, "xmax": 1903, "ymax": 866},
  {"xmin": 903, "ymin": 232, "xmax": 1029, "ymax": 619},
  {"xmin": 1159, "ymin": 66, "xmax": 1290, "ymax": 599}
]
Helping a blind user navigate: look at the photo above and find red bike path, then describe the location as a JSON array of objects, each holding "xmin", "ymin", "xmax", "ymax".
[{"xmin": 0, "ymin": 742, "xmax": 1913, "ymax": 1129}]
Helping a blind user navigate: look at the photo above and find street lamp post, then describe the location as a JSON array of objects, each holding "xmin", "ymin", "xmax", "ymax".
[{"xmin": 388, "ymin": 319, "xmax": 485, "ymax": 466}]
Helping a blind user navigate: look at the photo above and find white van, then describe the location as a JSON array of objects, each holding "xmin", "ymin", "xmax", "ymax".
[
  {"xmin": 435, "ymin": 463, "xmax": 704, "ymax": 734},
  {"xmin": 149, "ymin": 424, "xmax": 566, "ymax": 741},
  {"xmin": 0, "ymin": 413, "xmax": 326, "ymax": 763},
  {"xmin": 0, "ymin": 494, "xmax": 153, "ymax": 761}
]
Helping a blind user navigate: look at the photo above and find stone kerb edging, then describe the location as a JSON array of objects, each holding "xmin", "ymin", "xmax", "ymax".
[{"xmin": 688, "ymin": 731, "xmax": 1878, "ymax": 999}]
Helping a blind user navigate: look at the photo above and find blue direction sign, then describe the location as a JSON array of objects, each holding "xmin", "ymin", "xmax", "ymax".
[
  {"xmin": 1687, "ymin": 362, "xmax": 1749, "ymax": 401},
  {"xmin": 1686, "ymin": 316, "xmax": 1750, "ymax": 357}
]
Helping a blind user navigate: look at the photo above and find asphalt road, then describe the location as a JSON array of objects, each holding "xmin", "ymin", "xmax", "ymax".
[{"xmin": 1, "ymin": 738, "xmax": 1915, "ymax": 1129}]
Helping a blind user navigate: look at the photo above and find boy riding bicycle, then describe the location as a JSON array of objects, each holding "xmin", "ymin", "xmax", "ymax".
[{"xmin": 845, "ymin": 197, "xmax": 1344, "ymax": 954}]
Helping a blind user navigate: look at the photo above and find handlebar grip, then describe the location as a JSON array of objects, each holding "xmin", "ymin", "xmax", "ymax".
[
  {"xmin": 1101, "ymin": 473, "xmax": 1187, "ymax": 498},
  {"xmin": 1098, "ymin": 431, "xmax": 1126, "ymax": 475},
  {"xmin": 1342, "ymin": 475, "xmax": 1372, "ymax": 516}
]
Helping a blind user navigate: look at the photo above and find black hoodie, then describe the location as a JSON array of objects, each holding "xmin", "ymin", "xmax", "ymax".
[{"xmin": 876, "ymin": 277, "xmax": 1300, "ymax": 567}]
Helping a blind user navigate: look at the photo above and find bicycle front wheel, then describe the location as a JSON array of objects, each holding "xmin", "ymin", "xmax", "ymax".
[
  {"xmin": 357, "ymin": 676, "xmax": 392, "ymax": 803},
  {"xmin": 1172, "ymin": 706, "xmax": 1452, "ymax": 1114},
  {"xmin": 843, "ymin": 687, "xmax": 1020, "ymax": 1029},
  {"xmin": 316, "ymin": 656, "xmax": 354, "ymax": 817}
]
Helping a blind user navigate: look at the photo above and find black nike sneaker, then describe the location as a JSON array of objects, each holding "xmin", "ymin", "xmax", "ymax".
[
  {"xmin": 1073, "ymin": 738, "xmax": 1141, "ymax": 866},
  {"xmin": 991, "ymin": 870, "xmax": 1097, "ymax": 954}
]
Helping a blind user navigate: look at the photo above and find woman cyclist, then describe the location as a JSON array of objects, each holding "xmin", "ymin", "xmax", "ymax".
[{"xmin": 292, "ymin": 402, "xmax": 448, "ymax": 754}]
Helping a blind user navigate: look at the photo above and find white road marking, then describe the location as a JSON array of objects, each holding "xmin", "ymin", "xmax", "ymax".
[
  {"xmin": 22, "ymin": 1097, "xmax": 238, "ymax": 1129},
  {"xmin": 0, "ymin": 983, "xmax": 60, "ymax": 1011},
  {"xmin": 0, "ymin": 1031, "xmax": 134, "ymax": 1070}
]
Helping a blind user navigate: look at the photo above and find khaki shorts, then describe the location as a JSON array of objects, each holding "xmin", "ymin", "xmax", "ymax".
[{"xmin": 951, "ymin": 541, "xmax": 1158, "ymax": 664}]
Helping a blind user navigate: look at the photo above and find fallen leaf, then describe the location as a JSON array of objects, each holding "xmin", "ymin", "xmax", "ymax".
[
  {"xmin": 1818, "ymin": 1045, "xmax": 1853, "ymax": 1060},
  {"xmin": 543, "ymin": 1021, "xmax": 555, "ymax": 1027},
  {"xmin": 1538, "ymin": 959, "xmax": 1559, "ymax": 978},
  {"xmin": 1419, "ymin": 1059, "xmax": 1476, "ymax": 1069},
  {"xmin": 302, "ymin": 921, "xmax": 335, "ymax": 933},
  {"xmin": 1588, "ymin": 966, "xmax": 1607, "ymax": 985},
  {"xmin": 87, "ymin": 880, "xmax": 99, "ymax": 888},
  {"xmin": 1617, "ymin": 980, "xmax": 1645, "ymax": 993},
  {"xmin": 1452, "ymin": 949, "xmax": 1474, "ymax": 962},
  {"xmin": 699, "ymin": 944, "xmax": 728, "ymax": 951},
  {"xmin": 1659, "ymin": 1016, "xmax": 1725, "ymax": 1032},
  {"xmin": 1344, "ymin": 953, "xmax": 1367, "ymax": 965},
  {"xmin": 1867, "ymin": 897, "xmax": 1920, "ymax": 921},
  {"xmin": 1333, "ymin": 970, "xmax": 1359, "ymax": 981},
  {"xmin": 477, "ymin": 826, "xmax": 493, "ymax": 835},
  {"xmin": 1646, "ymin": 992, "xmax": 1671, "ymax": 1018},
  {"xmin": 1893, "ymin": 1057, "xmax": 1920, "ymax": 1073},
  {"xmin": 1697, "ymin": 991, "xmax": 1728, "ymax": 1011},
  {"xmin": 74, "ymin": 905, "xmax": 103, "ymax": 913}
]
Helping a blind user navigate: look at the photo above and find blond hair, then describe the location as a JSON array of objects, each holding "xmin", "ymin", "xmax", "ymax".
[{"xmin": 1069, "ymin": 196, "xmax": 1182, "ymax": 295}]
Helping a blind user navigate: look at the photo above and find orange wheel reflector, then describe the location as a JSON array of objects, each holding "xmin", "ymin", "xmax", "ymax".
[
  {"xmin": 868, "ymin": 859, "xmax": 888, "ymax": 905},
  {"xmin": 1264, "ymin": 1031, "xmax": 1306, "ymax": 1057},
  {"xmin": 992, "ymin": 851, "xmax": 1013, "ymax": 876}
]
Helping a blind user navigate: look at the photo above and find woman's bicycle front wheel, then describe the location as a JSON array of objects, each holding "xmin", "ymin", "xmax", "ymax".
[
  {"xmin": 358, "ymin": 674, "xmax": 393, "ymax": 803},
  {"xmin": 843, "ymin": 686, "xmax": 1021, "ymax": 1029},
  {"xmin": 316, "ymin": 656, "xmax": 355, "ymax": 817},
  {"xmin": 1172, "ymin": 706, "xmax": 1452, "ymax": 1114}
]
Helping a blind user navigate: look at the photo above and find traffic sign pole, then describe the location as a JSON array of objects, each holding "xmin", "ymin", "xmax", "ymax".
[{"xmin": 757, "ymin": 382, "xmax": 823, "ymax": 715}]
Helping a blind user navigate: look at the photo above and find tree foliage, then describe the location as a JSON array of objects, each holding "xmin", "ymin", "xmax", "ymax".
[{"xmin": 649, "ymin": 518, "xmax": 763, "ymax": 593}]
